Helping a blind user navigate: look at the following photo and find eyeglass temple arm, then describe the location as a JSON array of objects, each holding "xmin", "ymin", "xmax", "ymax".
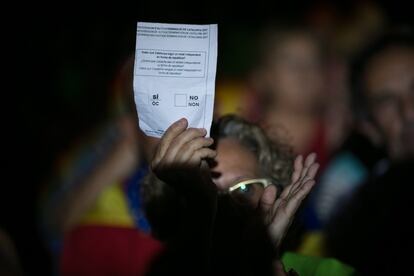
[{"xmin": 228, "ymin": 179, "xmax": 271, "ymax": 192}]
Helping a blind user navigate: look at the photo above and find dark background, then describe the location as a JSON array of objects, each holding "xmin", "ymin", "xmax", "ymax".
[{"xmin": 4, "ymin": 1, "xmax": 412, "ymax": 274}]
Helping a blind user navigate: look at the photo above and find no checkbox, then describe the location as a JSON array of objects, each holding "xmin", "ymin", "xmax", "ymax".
[{"xmin": 175, "ymin": 94, "xmax": 187, "ymax": 107}]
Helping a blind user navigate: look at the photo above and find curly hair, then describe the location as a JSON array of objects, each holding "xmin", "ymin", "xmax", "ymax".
[{"xmin": 211, "ymin": 114, "xmax": 294, "ymax": 188}]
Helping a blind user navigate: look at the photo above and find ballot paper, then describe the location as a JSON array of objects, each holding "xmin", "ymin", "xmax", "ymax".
[{"xmin": 133, "ymin": 22, "xmax": 218, "ymax": 138}]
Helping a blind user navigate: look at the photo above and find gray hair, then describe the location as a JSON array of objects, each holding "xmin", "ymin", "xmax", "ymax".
[{"xmin": 212, "ymin": 115, "xmax": 293, "ymax": 188}]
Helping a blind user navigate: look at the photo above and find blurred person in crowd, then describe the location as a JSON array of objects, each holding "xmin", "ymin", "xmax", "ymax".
[
  {"xmin": 248, "ymin": 24, "xmax": 351, "ymax": 255},
  {"xmin": 320, "ymin": 29, "xmax": 414, "ymax": 275},
  {"xmin": 143, "ymin": 115, "xmax": 355, "ymax": 276},
  {"xmin": 310, "ymin": 29, "xmax": 414, "ymax": 231},
  {"xmin": 351, "ymin": 29, "xmax": 414, "ymax": 160},
  {"xmin": 39, "ymin": 56, "xmax": 163, "ymax": 275},
  {"xmin": 251, "ymin": 26, "xmax": 331, "ymax": 168}
]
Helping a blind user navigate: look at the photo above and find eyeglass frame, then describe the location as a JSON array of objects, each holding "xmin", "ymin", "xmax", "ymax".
[{"xmin": 228, "ymin": 178, "xmax": 272, "ymax": 193}]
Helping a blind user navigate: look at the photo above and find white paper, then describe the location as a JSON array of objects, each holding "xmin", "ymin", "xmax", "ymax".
[{"xmin": 133, "ymin": 22, "xmax": 218, "ymax": 138}]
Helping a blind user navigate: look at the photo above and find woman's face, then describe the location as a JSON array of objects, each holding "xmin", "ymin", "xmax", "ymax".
[{"xmin": 211, "ymin": 138, "xmax": 265, "ymax": 206}]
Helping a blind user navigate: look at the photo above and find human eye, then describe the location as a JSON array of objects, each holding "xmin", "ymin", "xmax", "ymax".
[
  {"xmin": 230, "ymin": 180, "xmax": 268, "ymax": 206},
  {"xmin": 234, "ymin": 184, "xmax": 255, "ymax": 195},
  {"xmin": 231, "ymin": 183, "xmax": 261, "ymax": 204}
]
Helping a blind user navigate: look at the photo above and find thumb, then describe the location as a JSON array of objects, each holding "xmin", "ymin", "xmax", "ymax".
[{"xmin": 260, "ymin": 185, "xmax": 277, "ymax": 212}]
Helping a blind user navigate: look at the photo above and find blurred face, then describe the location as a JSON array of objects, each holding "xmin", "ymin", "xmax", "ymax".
[
  {"xmin": 265, "ymin": 34, "xmax": 325, "ymax": 111},
  {"xmin": 364, "ymin": 47, "xmax": 414, "ymax": 159},
  {"xmin": 212, "ymin": 138, "xmax": 266, "ymax": 207}
]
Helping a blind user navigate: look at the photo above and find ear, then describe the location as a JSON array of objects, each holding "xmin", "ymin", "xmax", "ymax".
[{"xmin": 259, "ymin": 185, "xmax": 278, "ymax": 212}]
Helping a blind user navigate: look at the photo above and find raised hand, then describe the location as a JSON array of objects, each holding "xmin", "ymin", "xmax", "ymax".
[
  {"xmin": 151, "ymin": 118, "xmax": 216, "ymax": 190},
  {"xmin": 260, "ymin": 153, "xmax": 319, "ymax": 247}
]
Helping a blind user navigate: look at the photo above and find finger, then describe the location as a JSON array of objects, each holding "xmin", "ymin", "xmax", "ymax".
[
  {"xmin": 304, "ymin": 163, "xmax": 320, "ymax": 182},
  {"xmin": 287, "ymin": 153, "xmax": 316, "ymax": 197},
  {"xmin": 259, "ymin": 185, "xmax": 277, "ymax": 213},
  {"xmin": 286, "ymin": 180, "xmax": 315, "ymax": 214},
  {"xmin": 153, "ymin": 118, "xmax": 188, "ymax": 166},
  {"xmin": 280, "ymin": 155, "xmax": 303, "ymax": 200},
  {"xmin": 299, "ymin": 153, "xmax": 317, "ymax": 181},
  {"xmin": 154, "ymin": 147, "xmax": 216, "ymax": 179},
  {"xmin": 291, "ymin": 155, "xmax": 303, "ymax": 183},
  {"xmin": 271, "ymin": 197, "xmax": 287, "ymax": 220},
  {"xmin": 162, "ymin": 128, "xmax": 207, "ymax": 163},
  {"xmin": 290, "ymin": 163, "xmax": 319, "ymax": 196},
  {"xmin": 279, "ymin": 182, "xmax": 293, "ymax": 201},
  {"xmin": 304, "ymin": 152, "xmax": 317, "ymax": 166},
  {"xmin": 176, "ymin": 137, "xmax": 214, "ymax": 163},
  {"xmin": 187, "ymin": 148, "xmax": 217, "ymax": 166}
]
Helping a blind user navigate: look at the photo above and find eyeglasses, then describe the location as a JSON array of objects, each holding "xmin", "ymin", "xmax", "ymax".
[
  {"xmin": 227, "ymin": 178, "xmax": 272, "ymax": 206},
  {"xmin": 228, "ymin": 178, "xmax": 272, "ymax": 192}
]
